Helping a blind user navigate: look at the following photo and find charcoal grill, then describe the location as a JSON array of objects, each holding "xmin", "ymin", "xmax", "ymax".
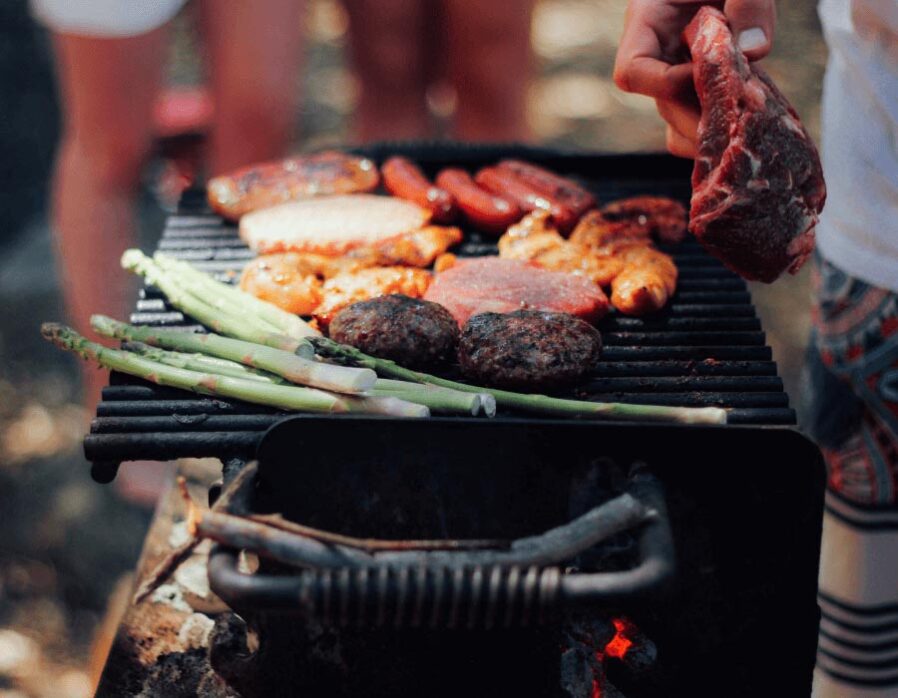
[
  {"xmin": 83, "ymin": 145, "xmax": 825, "ymax": 697},
  {"xmin": 86, "ymin": 146, "xmax": 798, "ymax": 482}
]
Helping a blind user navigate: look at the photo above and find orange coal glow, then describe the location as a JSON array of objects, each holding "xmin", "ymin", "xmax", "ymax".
[
  {"xmin": 591, "ymin": 617, "xmax": 638, "ymax": 697},
  {"xmin": 603, "ymin": 618, "xmax": 635, "ymax": 660}
]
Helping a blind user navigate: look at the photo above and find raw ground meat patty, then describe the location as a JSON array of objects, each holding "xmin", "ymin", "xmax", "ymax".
[
  {"xmin": 423, "ymin": 257, "xmax": 609, "ymax": 327},
  {"xmin": 458, "ymin": 310, "xmax": 602, "ymax": 391},
  {"xmin": 329, "ymin": 294, "xmax": 459, "ymax": 368},
  {"xmin": 684, "ymin": 7, "xmax": 826, "ymax": 283}
]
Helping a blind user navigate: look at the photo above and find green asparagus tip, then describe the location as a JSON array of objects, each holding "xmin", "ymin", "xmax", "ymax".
[
  {"xmin": 121, "ymin": 248, "xmax": 146, "ymax": 269},
  {"xmin": 40, "ymin": 322, "xmax": 65, "ymax": 341}
]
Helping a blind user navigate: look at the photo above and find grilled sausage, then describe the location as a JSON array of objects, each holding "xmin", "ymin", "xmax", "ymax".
[
  {"xmin": 208, "ymin": 151, "xmax": 380, "ymax": 221},
  {"xmin": 474, "ymin": 166, "xmax": 579, "ymax": 232},
  {"xmin": 382, "ymin": 157, "xmax": 456, "ymax": 223},
  {"xmin": 435, "ymin": 168, "xmax": 522, "ymax": 234},
  {"xmin": 496, "ymin": 159, "xmax": 596, "ymax": 219}
]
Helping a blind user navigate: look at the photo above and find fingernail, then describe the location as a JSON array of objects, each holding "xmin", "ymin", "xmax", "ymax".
[{"xmin": 738, "ymin": 27, "xmax": 768, "ymax": 52}]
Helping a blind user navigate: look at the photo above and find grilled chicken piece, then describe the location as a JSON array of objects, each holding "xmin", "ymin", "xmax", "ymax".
[
  {"xmin": 239, "ymin": 226, "xmax": 459, "ymax": 321},
  {"xmin": 600, "ymin": 196, "xmax": 688, "ymax": 244},
  {"xmin": 208, "ymin": 151, "xmax": 380, "ymax": 221},
  {"xmin": 358, "ymin": 225, "xmax": 463, "ymax": 268},
  {"xmin": 569, "ymin": 209, "xmax": 651, "ymax": 249},
  {"xmin": 499, "ymin": 211, "xmax": 623, "ymax": 286},
  {"xmin": 500, "ymin": 211, "xmax": 678, "ymax": 316},
  {"xmin": 238, "ymin": 253, "xmax": 323, "ymax": 315},
  {"xmin": 313, "ymin": 267, "xmax": 432, "ymax": 326},
  {"xmin": 611, "ymin": 246, "xmax": 678, "ymax": 316},
  {"xmin": 433, "ymin": 253, "xmax": 458, "ymax": 273}
]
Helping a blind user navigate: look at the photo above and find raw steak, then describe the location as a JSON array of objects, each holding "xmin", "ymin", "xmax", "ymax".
[
  {"xmin": 423, "ymin": 257, "xmax": 609, "ymax": 327},
  {"xmin": 684, "ymin": 7, "xmax": 826, "ymax": 283}
]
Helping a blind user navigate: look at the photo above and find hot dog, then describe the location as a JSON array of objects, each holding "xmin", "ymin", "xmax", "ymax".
[
  {"xmin": 474, "ymin": 166, "xmax": 580, "ymax": 232},
  {"xmin": 435, "ymin": 168, "xmax": 522, "ymax": 234},
  {"xmin": 382, "ymin": 156, "xmax": 456, "ymax": 223},
  {"xmin": 496, "ymin": 159, "xmax": 596, "ymax": 218}
]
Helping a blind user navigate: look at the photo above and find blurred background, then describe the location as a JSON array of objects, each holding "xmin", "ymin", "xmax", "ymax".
[{"xmin": 0, "ymin": 1, "xmax": 824, "ymax": 695}]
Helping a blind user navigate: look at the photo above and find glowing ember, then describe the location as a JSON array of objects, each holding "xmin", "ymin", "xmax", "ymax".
[{"xmin": 603, "ymin": 618, "xmax": 634, "ymax": 659}]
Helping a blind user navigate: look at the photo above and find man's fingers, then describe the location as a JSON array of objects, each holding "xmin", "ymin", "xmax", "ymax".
[
  {"xmin": 724, "ymin": 0, "xmax": 776, "ymax": 60},
  {"xmin": 614, "ymin": 56, "xmax": 694, "ymax": 101},
  {"xmin": 666, "ymin": 125, "xmax": 697, "ymax": 159},
  {"xmin": 656, "ymin": 98, "xmax": 701, "ymax": 143}
]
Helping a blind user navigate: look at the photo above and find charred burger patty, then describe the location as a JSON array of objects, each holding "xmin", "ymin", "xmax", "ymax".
[
  {"xmin": 329, "ymin": 294, "xmax": 459, "ymax": 368},
  {"xmin": 458, "ymin": 310, "xmax": 602, "ymax": 391}
]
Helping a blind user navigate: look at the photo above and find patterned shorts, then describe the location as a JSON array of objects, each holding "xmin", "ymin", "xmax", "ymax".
[{"xmin": 806, "ymin": 256, "xmax": 898, "ymax": 506}]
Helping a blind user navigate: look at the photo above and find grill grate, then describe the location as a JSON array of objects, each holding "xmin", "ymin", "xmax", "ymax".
[{"xmin": 86, "ymin": 151, "xmax": 797, "ymax": 478}]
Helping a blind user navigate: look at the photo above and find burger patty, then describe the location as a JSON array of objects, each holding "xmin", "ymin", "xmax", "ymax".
[
  {"xmin": 329, "ymin": 294, "xmax": 459, "ymax": 369},
  {"xmin": 458, "ymin": 310, "xmax": 602, "ymax": 391}
]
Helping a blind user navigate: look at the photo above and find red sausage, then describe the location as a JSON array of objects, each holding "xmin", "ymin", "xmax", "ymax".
[
  {"xmin": 382, "ymin": 156, "xmax": 456, "ymax": 223},
  {"xmin": 435, "ymin": 168, "xmax": 523, "ymax": 234},
  {"xmin": 474, "ymin": 167, "xmax": 580, "ymax": 232},
  {"xmin": 496, "ymin": 159, "xmax": 596, "ymax": 217}
]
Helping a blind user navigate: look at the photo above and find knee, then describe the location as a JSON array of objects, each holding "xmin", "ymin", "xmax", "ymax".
[{"xmin": 59, "ymin": 127, "xmax": 153, "ymax": 194}]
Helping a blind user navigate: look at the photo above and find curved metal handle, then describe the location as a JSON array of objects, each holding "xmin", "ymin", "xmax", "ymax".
[{"xmin": 207, "ymin": 472, "xmax": 675, "ymax": 626}]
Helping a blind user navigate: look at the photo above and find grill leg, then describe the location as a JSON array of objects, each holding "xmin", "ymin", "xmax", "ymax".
[{"xmin": 90, "ymin": 460, "xmax": 121, "ymax": 484}]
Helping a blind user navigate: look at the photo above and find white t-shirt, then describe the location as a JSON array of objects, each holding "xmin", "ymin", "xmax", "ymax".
[
  {"xmin": 816, "ymin": 0, "xmax": 898, "ymax": 292},
  {"xmin": 31, "ymin": 0, "xmax": 187, "ymax": 38}
]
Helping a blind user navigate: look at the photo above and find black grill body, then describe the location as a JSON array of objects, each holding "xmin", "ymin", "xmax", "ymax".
[{"xmin": 84, "ymin": 146, "xmax": 825, "ymax": 696}]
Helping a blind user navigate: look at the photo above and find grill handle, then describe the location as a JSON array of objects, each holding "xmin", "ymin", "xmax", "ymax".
[{"xmin": 207, "ymin": 473, "xmax": 674, "ymax": 627}]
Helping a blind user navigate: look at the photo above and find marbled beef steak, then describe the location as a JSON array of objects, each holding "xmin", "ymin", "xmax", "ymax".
[{"xmin": 684, "ymin": 7, "xmax": 826, "ymax": 283}]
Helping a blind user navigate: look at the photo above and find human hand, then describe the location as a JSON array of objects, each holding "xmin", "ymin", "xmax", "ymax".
[{"xmin": 613, "ymin": 1, "xmax": 776, "ymax": 158}]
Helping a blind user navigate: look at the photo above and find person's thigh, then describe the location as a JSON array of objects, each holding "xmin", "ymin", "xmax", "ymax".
[
  {"xmin": 53, "ymin": 28, "xmax": 167, "ymax": 187},
  {"xmin": 198, "ymin": 0, "xmax": 305, "ymax": 175},
  {"xmin": 441, "ymin": 0, "xmax": 534, "ymax": 141},
  {"xmin": 343, "ymin": 0, "xmax": 430, "ymax": 141}
]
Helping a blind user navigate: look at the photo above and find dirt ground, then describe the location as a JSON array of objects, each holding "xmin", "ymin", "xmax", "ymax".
[{"xmin": 0, "ymin": 1, "xmax": 825, "ymax": 695}]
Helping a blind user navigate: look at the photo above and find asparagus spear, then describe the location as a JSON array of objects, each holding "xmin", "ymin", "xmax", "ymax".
[
  {"xmin": 41, "ymin": 323, "xmax": 429, "ymax": 416},
  {"xmin": 153, "ymin": 252, "xmax": 319, "ymax": 339},
  {"xmin": 122, "ymin": 250, "xmax": 309, "ymax": 355},
  {"xmin": 369, "ymin": 385, "xmax": 481, "ymax": 415},
  {"xmin": 120, "ymin": 343, "xmax": 491, "ymax": 415},
  {"xmin": 122, "ymin": 341, "xmax": 287, "ymax": 384},
  {"xmin": 311, "ymin": 337, "xmax": 728, "ymax": 425},
  {"xmin": 91, "ymin": 315, "xmax": 376, "ymax": 394},
  {"xmin": 372, "ymin": 379, "xmax": 495, "ymax": 417}
]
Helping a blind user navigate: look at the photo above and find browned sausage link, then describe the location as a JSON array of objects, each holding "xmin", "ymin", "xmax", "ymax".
[
  {"xmin": 207, "ymin": 151, "xmax": 380, "ymax": 221},
  {"xmin": 496, "ymin": 160, "xmax": 596, "ymax": 217},
  {"xmin": 474, "ymin": 167, "xmax": 579, "ymax": 233},
  {"xmin": 435, "ymin": 168, "xmax": 523, "ymax": 235},
  {"xmin": 381, "ymin": 156, "xmax": 456, "ymax": 223}
]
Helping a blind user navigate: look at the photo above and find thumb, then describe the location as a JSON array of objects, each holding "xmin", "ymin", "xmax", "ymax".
[{"xmin": 724, "ymin": 0, "xmax": 777, "ymax": 60}]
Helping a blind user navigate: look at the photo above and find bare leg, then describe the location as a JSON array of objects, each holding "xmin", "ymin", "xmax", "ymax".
[
  {"xmin": 51, "ymin": 29, "xmax": 168, "ymax": 413},
  {"xmin": 344, "ymin": 0, "xmax": 430, "ymax": 142},
  {"xmin": 198, "ymin": 0, "xmax": 305, "ymax": 175},
  {"xmin": 443, "ymin": 0, "xmax": 534, "ymax": 141}
]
